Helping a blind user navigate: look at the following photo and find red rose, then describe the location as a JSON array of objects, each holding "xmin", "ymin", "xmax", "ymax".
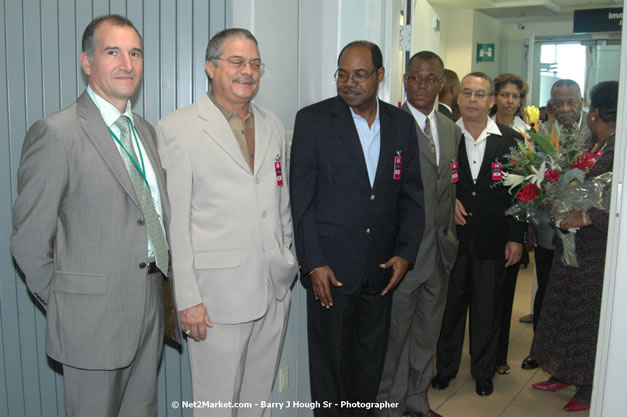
[{"xmin": 517, "ymin": 183, "xmax": 540, "ymax": 202}]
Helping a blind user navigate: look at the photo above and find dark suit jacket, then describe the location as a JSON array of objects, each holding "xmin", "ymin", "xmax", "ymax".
[
  {"xmin": 290, "ymin": 96, "xmax": 425, "ymax": 295},
  {"xmin": 438, "ymin": 103, "xmax": 456, "ymax": 121},
  {"xmin": 456, "ymin": 123, "xmax": 526, "ymax": 259}
]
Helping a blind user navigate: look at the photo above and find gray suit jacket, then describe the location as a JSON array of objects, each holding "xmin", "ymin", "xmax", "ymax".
[
  {"xmin": 402, "ymin": 104, "xmax": 461, "ymax": 285},
  {"xmin": 11, "ymin": 91, "xmax": 172, "ymax": 370}
]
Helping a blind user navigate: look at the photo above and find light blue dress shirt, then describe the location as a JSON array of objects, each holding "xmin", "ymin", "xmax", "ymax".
[{"xmin": 350, "ymin": 98, "xmax": 381, "ymax": 187}]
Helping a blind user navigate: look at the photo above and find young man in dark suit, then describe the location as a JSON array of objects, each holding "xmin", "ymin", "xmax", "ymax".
[
  {"xmin": 432, "ymin": 72, "xmax": 525, "ymax": 397},
  {"xmin": 290, "ymin": 41, "xmax": 425, "ymax": 416}
]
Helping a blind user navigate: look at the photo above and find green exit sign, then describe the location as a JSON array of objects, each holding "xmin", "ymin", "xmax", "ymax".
[{"xmin": 477, "ymin": 43, "xmax": 495, "ymax": 62}]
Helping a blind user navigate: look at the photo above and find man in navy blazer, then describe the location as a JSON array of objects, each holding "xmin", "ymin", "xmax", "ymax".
[{"xmin": 290, "ymin": 41, "xmax": 425, "ymax": 416}]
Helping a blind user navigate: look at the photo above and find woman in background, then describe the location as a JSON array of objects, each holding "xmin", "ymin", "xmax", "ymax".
[{"xmin": 490, "ymin": 73, "xmax": 529, "ymax": 375}]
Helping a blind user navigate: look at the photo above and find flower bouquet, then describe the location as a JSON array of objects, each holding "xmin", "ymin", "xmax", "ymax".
[{"xmin": 501, "ymin": 106, "xmax": 612, "ymax": 267}]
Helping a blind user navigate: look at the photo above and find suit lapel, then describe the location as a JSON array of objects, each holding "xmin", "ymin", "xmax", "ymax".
[
  {"xmin": 197, "ymin": 94, "xmax": 252, "ymax": 174},
  {"xmin": 77, "ymin": 92, "xmax": 140, "ymax": 207},
  {"xmin": 458, "ymin": 136, "xmax": 473, "ymax": 186},
  {"xmin": 477, "ymin": 134, "xmax": 500, "ymax": 183},
  {"xmin": 252, "ymin": 103, "xmax": 271, "ymax": 175},
  {"xmin": 401, "ymin": 103, "xmax": 437, "ymax": 169},
  {"xmin": 330, "ymin": 96, "xmax": 371, "ymax": 188},
  {"xmin": 435, "ymin": 112, "xmax": 457, "ymax": 172},
  {"xmin": 373, "ymin": 103, "xmax": 394, "ymax": 190}
]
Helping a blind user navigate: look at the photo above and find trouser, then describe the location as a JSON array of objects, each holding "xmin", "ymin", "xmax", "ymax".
[
  {"xmin": 436, "ymin": 253, "xmax": 506, "ymax": 380},
  {"xmin": 187, "ymin": 285, "xmax": 291, "ymax": 417},
  {"xmin": 307, "ymin": 285, "xmax": 392, "ymax": 417},
  {"xmin": 376, "ymin": 256, "xmax": 449, "ymax": 416},
  {"xmin": 63, "ymin": 271, "xmax": 164, "ymax": 417}
]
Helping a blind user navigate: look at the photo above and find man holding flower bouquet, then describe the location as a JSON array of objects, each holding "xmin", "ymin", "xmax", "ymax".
[{"xmin": 432, "ymin": 72, "xmax": 526, "ymax": 397}]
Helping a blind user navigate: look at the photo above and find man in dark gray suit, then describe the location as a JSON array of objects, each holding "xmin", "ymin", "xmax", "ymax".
[
  {"xmin": 377, "ymin": 51, "xmax": 461, "ymax": 417},
  {"xmin": 11, "ymin": 15, "xmax": 175, "ymax": 417}
]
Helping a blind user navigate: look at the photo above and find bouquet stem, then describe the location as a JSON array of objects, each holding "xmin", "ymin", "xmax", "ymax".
[{"xmin": 556, "ymin": 229, "xmax": 579, "ymax": 268}]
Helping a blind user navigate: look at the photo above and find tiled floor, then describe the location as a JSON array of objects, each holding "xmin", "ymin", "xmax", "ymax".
[{"xmin": 427, "ymin": 255, "xmax": 589, "ymax": 417}]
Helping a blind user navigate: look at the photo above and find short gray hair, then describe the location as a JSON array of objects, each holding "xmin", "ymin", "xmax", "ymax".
[
  {"xmin": 205, "ymin": 28, "xmax": 258, "ymax": 64},
  {"xmin": 461, "ymin": 71, "xmax": 494, "ymax": 95}
]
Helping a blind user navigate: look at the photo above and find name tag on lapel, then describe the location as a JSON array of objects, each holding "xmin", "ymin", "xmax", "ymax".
[
  {"xmin": 393, "ymin": 151, "xmax": 402, "ymax": 180},
  {"xmin": 274, "ymin": 156, "xmax": 284, "ymax": 186},
  {"xmin": 450, "ymin": 161, "xmax": 459, "ymax": 183},
  {"xmin": 492, "ymin": 162, "xmax": 503, "ymax": 181}
]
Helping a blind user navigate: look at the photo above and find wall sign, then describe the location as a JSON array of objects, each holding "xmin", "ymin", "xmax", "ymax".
[
  {"xmin": 476, "ymin": 43, "xmax": 495, "ymax": 62},
  {"xmin": 573, "ymin": 8, "xmax": 622, "ymax": 33}
]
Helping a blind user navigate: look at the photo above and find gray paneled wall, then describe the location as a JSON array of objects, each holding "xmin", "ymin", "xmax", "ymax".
[{"xmin": 0, "ymin": 1, "xmax": 231, "ymax": 416}]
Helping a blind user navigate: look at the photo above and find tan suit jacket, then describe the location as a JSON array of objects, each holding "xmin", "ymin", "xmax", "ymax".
[{"xmin": 156, "ymin": 94, "xmax": 297, "ymax": 324}]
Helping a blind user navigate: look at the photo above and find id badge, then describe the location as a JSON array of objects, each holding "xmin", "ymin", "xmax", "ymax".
[
  {"xmin": 274, "ymin": 155, "xmax": 284, "ymax": 187},
  {"xmin": 450, "ymin": 161, "xmax": 459, "ymax": 183},
  {"xmin": 491, "ymin": 162, "xmax": 502, "ymax": 181},
  {"xmin": 393, "ymin": 151, "xmax": 402, "ymax": 180}
]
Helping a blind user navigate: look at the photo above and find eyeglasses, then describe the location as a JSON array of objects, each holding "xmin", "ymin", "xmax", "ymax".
[
  {"xmin": 213, "ymin": 57, "xmax": 265, "ymax": 72},
  {"xmin": 497, "ymin": 92, "xmax": 521, "ymax": 100},
  {"xmin": 405, "ymin": 75, "xmax": 440, "ymax": 87},
  {"xmin": 334, "ymin": 68, "xmax": 378, "ymax": 84},
  {"xmin": 461, "ymin": 89, "xmax": 491, "ymax": 100}
]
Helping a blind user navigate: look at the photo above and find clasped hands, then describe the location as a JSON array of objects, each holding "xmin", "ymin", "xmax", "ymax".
[{"xmin": 310, "ymin": 256, "xmax": 409, "ymax": 308}]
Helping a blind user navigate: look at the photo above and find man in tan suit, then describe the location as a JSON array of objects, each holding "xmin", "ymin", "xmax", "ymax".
[
  {"xmin": 156, "ymin": 28, "xmax": 297, "ymax": 417},
  {"xmin": 11, "ymin": 15, "xmax": 173, "ymax": 417}
]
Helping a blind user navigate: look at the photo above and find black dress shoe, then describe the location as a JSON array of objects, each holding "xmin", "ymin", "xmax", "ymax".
[
  {"xmin": 476, "ymin": 378, "xmax": 493, "ymax": 396},
  {"xmin": 431, "ymin": 374, "xmax": 452, "ymax": 390},
  {"xmin": 521, "ymin": 355, "xmax": 539, "ymax": 369}
]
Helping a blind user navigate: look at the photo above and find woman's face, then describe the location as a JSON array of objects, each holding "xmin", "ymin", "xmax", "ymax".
[{"xmin": 495, "ymin": 82, "xmax": 522, "ymax": 118}]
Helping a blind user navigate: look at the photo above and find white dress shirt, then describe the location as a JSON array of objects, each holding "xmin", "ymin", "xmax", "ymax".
[
  {"xmin": 457, "ymin": 116, "xmax": 502, "ymax": 182},
  {"xmin": 87, "ymin": 86, "xmax": 167, "ymax": 257},
  {"xmin": 407, "ymin": 103, "xmax": 440, "ymax": 166}
]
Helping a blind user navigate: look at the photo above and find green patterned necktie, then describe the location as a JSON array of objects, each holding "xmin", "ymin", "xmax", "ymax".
[{"xmin": 115, "ymin": 116, "xmax": 169, "ymax": 274}]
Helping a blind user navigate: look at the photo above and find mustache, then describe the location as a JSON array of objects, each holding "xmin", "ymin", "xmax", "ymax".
[
  {"xmin": 234, "ymin": 75, "xmax": 256, "ymax": 84},
  {"xmin": 340, "ymin": 87, "xmax": 360, "ymax": 95}
]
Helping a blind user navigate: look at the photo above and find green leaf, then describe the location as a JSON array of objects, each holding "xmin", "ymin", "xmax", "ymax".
[{"xmin": 529, "ymin": 131, "xmax": 556, "ymax": 156}]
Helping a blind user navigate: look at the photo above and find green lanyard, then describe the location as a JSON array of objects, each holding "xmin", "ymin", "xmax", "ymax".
[{"xmin": 108, "ymin": 118, "xmax": 150, "ymax": 188}]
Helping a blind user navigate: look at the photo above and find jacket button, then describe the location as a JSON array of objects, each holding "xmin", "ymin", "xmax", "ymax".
[
  {"xmin": 365, "ymin": 227, "xmax": 371, "ymax": 234},
  {"xmin": 137, "ymin": 218, "xmax": 145, "ymax": 226},
  {"xmin": 139, "ymin": 262, "xmax": 147, "ymax": 269},
  {"xmin": 468, "ymin": 212, "xmax": 473, "ymax": 217},
  {"xmin": 472, "ymin": 191, "xmax": 477, "ymax": 196},
  {"xmin": 370, "ymin": 194, "xmax": 376, "ymax": 200}
]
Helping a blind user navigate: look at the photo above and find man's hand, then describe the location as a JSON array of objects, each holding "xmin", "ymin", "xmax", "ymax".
[
  {"xmin": 311, "ymin": 266, "xmax": 343, "ymax": 308},
  {"xmin": 455, "ymin": 199, "xmax": 468, "ymax": 225},
  {"xmin": 505, "ymin": 241, "xmax": 523, "ymax": 267},
  {"xmin": 178, "ymin": 303, "xmax": 213, "ymax": 342},
  {"xmin": 379, "ymin": 256, "xmax": 410, "ymax": 296}
]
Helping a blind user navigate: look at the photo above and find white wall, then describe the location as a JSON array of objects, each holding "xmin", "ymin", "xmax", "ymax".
[
  {"xmin": 470, "ymin": 11, "xmax": 504, "ymax": 77},
  {"xmin": 435, "ymin": 7, "xmax": 475, "ymax": 77}
]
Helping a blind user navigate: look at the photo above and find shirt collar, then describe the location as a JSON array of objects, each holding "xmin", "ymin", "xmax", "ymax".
[
  {"xmin": 208, "ymin": 90, "xmax": 253, "ymax": 122},
  {"xmin": 349, "ymin": 97, "xmax": 380, "ymax": 125},
  {"xmin": 439, "ymin": 102, "xmax": 453, "ymax": 113},
  {"xmin": 87, "ymin": 85, "xmax": 134, "ymax": 128},
  {"xmin": 407, "ymin": 102, "xmax": 435, "ymax": 128},
  {"xmin": 457, "ymin": 115, "xmax": 502, "ymax": 139}
]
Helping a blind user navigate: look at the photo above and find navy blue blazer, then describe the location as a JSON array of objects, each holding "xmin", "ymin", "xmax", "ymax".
[{"xmin": 290, "ymin": 96, "xmax": 425, "ymax": 295}]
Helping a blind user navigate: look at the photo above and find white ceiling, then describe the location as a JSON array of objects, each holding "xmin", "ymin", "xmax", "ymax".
[{"xmin": 428, "ymin": 0, "xmax": 624, "ymax": 22}]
